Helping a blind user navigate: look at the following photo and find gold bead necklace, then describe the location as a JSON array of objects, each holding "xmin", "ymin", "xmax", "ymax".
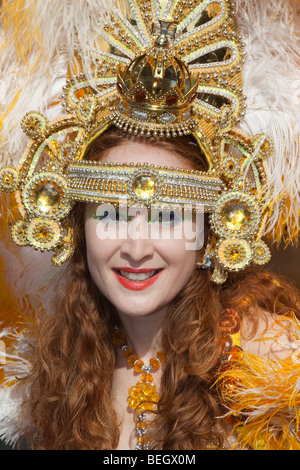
[{"xmin": 112, "ymin": 325, "xmax": 165, "ymax": 450}]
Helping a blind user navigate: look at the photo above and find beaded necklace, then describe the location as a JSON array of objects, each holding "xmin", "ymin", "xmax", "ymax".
[{"xmin": 112, "ymin": 325, "xmax": 164, "ymax": 450}]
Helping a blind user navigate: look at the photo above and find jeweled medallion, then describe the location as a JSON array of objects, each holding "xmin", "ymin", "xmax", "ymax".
[{"xmin": 132, "ymin": 173, "xmax": 158, "ymax": 200}]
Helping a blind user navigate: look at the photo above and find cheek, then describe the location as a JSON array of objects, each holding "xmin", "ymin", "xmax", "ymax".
[
  {"xmin": 85, "ymin": 219, "xmax": 101, "ymax": 263},
  {"xmin": 84, "ymin": 219, "xmax": 116, "ymax": 282},
  {"xmin": 158, "ymin": 238, "xmax": 196, "ymax": 280},
  {"xmin": 175, "ymin": 250, "xmax": 196, "ymax": 282}
]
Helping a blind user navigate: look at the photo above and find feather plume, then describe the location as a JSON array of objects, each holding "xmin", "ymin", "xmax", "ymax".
[
  {"xmin": 217, "ymin": 315, "xmax": 300, "ymax": 450},
  {"xmin": 235, "ymin": 0, "xmax": 300, "ymax": 244},
  {"xmin": 0, "ymin": 0, "xmax": 116, "ymax": 162},
  {"xmin": 0, "ymin": 385, "xmax": 22, "ymax": 446},
  {"xmin": 0, "ymin": 192, "xmax": 62, "ymax": 443}
]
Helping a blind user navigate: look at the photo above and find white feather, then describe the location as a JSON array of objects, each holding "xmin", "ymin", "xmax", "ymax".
[
  {"xmin": 235, "ymin": 0, "xmax": 300, "ymax": 241},
  {"xmin": 0, "ymin": 0, "xmax": 116, "ymax": 162},
  {"xmin": 0, "ymin": 385, "xmax": 22, "ymax": 446},
  {"xmin": 0, "ymin": 327, "xmax": 31, "ymax": 445}
]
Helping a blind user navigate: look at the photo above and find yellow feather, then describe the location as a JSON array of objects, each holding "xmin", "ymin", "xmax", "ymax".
[
  {"xmin": 2, "ymin": 0, "xmax": 41, "ymax": 64},
  {"xmin": 217, "ymin": 347, "xmax": 300, "ymax": 449}
]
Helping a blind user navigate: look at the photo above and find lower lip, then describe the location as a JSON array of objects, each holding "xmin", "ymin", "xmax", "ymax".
[{"xmin": 113, "ymin": 270, "xmax": 163, "ymax": 291}]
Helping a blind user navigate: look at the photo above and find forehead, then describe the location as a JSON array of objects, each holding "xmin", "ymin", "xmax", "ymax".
[{"xmin": 101, "ymin": 141, "xmax": 195, "ymax": 170}]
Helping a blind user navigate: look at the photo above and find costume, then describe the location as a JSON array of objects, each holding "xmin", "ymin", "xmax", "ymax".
[{"xmin": 0, "ymin": 0, "xmax": 299, "ymax": 449}]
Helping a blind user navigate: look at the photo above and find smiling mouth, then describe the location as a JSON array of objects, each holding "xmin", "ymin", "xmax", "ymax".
[
  {"xmin": 112, "ymin": 268, "xmax": 163, "ymax": 290},
  {"xmin": 114, "ymin": 269, "xmax": 162, "ymax": 281}
]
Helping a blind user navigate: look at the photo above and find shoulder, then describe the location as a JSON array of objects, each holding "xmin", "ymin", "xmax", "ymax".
[{"xmin": 240, "ymin": 309, "xmax": 300, "ymax": 361}]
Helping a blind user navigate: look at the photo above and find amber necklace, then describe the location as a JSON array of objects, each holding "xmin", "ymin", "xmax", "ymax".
[{"xmin": 112, "ymin": 325, "xmax": 165, "ymax": 450}]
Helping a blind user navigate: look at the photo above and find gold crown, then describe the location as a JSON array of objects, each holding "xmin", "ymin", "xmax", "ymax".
[
  {"xmin": 0, "ymin": 0, "xmax": 274, "ymax": 283},
  {"xmin": 114, "ymin": 19, "xmax": 199, "ymax": 135}
]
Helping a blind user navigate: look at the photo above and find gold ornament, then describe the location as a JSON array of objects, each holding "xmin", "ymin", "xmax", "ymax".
[
  {"xmin": 217, "ymin": 237, "xmax": 252, "ymax": 271},
  {"xmin": 22, "ymin": 172, "xmax": 71, "ymax": 219},
  {"xmin": 222, "ymin": 155, "xmax": 240, "ymax": 179},
  {"xmin": 211, "ymin": 191, "xmax": 261, "ymax": 239},
  {"xmin": 0, "ymin": 167, "xmax": 20, "ymax": 193},
  {"xmin": 21, "ymin": 111, "xmax": 48, "ymax": 140},
  {"xmin": 252, "ymin": 241, "xmax": 271, "ymax": 265},
  {"xmin": 11, "ymin": 220, "xmax": 29, "ymax": 247},
  {"xmin": 27, "ymin": 218, "xmax": 62, "ymax": 251}
]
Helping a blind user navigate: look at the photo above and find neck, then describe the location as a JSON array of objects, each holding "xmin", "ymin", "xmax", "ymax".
[{"xmin": 116, "ymin": 308, "xmax": 165, "ymax": 360}]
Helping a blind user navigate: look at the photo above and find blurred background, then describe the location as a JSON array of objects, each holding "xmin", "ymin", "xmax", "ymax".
[{"xmin": 269, "ymin": 243, "xmax": 300, "ymax": 289}]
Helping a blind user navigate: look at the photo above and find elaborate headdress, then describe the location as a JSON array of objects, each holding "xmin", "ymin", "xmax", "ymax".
[{"xmin": 0, "ymin": 0, "xmax": 299, "ymax": 284}]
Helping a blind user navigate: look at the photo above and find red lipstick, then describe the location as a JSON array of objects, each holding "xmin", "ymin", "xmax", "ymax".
[{"xmin": 113, "ymin": 267, "xmax": 163, "ymax": 291}]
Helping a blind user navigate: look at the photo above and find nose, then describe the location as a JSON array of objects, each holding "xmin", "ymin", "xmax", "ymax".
[{"xmin": 120, "ymin": 214, "xmax": 154, "ymax": 262}]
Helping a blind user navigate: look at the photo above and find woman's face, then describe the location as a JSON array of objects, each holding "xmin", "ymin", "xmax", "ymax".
[{"xmin": 84, "ymin": 141, "xmax": 202, "ymax": 320}]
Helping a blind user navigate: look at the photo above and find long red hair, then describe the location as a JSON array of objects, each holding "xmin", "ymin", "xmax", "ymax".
[{"xmin": 18, "ymin": 129, "xmax": 300, "ymax": 449}]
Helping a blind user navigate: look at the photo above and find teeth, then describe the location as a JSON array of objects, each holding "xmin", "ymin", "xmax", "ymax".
[{"xmin": 120, "ymin": 270, "xmax": 156, "ymax": 281}]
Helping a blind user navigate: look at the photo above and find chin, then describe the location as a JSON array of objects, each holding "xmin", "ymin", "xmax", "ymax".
[{"xmin": 115, "ymin": 303, "xmax": 166, "ymax": 318}]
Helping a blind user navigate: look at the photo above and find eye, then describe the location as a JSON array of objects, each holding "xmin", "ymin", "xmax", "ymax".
[
  {"xmin": 93, "ymin": 209, "xmax": 116, "ymax": 223},
  {"xmin": 93, "ymin": 208, "xmax": 133, "ymax": 224}
]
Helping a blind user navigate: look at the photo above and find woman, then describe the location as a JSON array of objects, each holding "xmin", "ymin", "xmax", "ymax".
[
  {"xmin": 0, "ymin": 0, "xmax": 299, "ymax": 451},
  {"xmin": 3, "ymin": 128, "xmax": 295, "ymax": 451}
]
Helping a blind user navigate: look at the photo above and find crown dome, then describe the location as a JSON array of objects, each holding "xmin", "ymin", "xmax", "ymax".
[
  {"xmin": 122, "ymin": 49, "xmax": 196, "ymax": 103},
  {"xmin": 115, "ymin": 20, "xmax": 199, "ymax": 134},
  {"xmin": 121, "ymin": 20, "xmax": 197, "ymax": 104}
]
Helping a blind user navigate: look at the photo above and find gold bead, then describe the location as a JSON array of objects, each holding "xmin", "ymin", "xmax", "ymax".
[
  {"xmin": 137, "ymin": 402, "xmax": 157, "ymax": 412},
  {"xmin": 156, "ymin": 351, "xmax": 165, "ymax": 362},
  {"xmin": 141, "ymin": 373, "xmax": 153, "ymax": 382},
  {"xmin": 127, "ymin": 354, "xmax": 138, "ymax": 366},
  {"xmin": 128, "ymin": 386, "xmax": 142, "ymax": 399},
  {"xmin": 134, "ymin": 359, "xmax": 144, "ymax": 373},
  {"xmin": 149, "ymin": 358, "xmax": 161, "ymax": 369},
  {"xmin": 143, "ymin": 383, "xmax": 156, "ymax": 396},
  {"xmin": 112, "ymin": 329, "xmax": 127, "ymax": 348},
  {"xmin": 127, "ymin": 396, "xmax": 139, "ymax": 409},
  {"xmin": 136, "ymin": 381, "xmax": 146, "ymax": 391},
  {"xmin": 122, "ymin": 347, "xmax": 134, "ymax": 358},
  {"xmin": 136, "ymin": 421, "xmax": 147, "ymax": 429}
]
